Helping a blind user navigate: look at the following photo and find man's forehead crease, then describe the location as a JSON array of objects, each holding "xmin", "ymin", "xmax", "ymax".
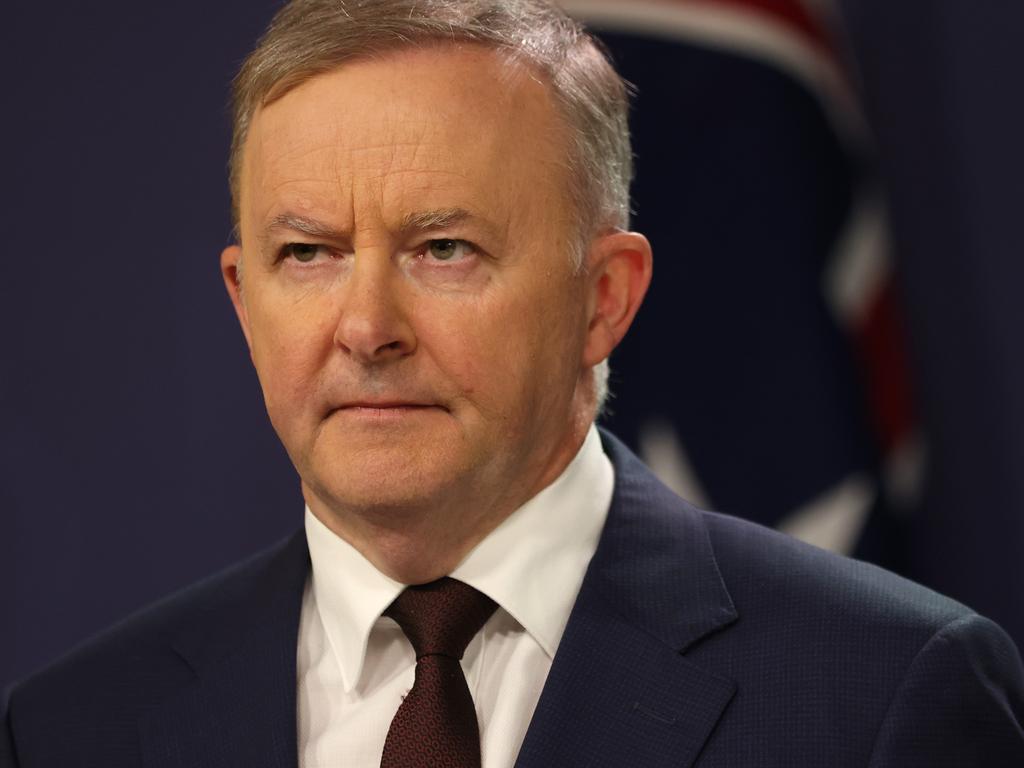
[
  {"xmin": 246, "ymin": 153, "xmax": 352, "ymax": 212},
  {"xmin": 265, "ymin": 176, "xmax": 349, "ymax": 198},
  {"xmin": 256, "ymin": 202, "xmax": 506, "ymax": 246},
  {"xmin": 251, "ymin": 185, "xmax": 350, "ymax": 230},
  {"xmin": 254, "ymin": 126, "xmax": 343, "ymax": 176}
]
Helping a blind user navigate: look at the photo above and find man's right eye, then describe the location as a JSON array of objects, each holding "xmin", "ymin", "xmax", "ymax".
[{"xmin": 281, "ymin": 243, "xmax": 324, "ymax": 263}]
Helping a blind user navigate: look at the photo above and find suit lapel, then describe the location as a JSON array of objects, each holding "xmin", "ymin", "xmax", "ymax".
[
  {"xmin": 515, "ymin": 432, "xmax": 739, "ymax": 768},
  {"xmin": 133, "ymin": 432, "xmax": 737, "ymax": 768},
  {"xmin": 138, "ymin": 531, "xmax": 309, "ymax": 768}
]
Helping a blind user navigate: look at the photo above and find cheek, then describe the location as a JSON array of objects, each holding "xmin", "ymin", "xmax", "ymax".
[
  {"xmin": 417, "ymin": 281, "xmax": 581, "ymax": 410},
  {"xmin": 520, "ymin": 284, "xmax": 589, "ymax": 395},
  {"xmin": 410, "ymin": 290, "xmax": 514, "ymax": 403},
  {"xmin": 416, "ymin": 301, "xmax": 502, "ymax": 401},
  {"xmin": 248, "ymin": 296, "xmax": 335, "ymax": 407}
]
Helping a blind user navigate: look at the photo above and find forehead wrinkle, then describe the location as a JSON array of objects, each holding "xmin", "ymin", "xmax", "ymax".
[
  {"xmin": 256, "ymin": 126, "xmax": 343, "ymax": 182},
  {"xmin": 242, "ymin": 47, "xmax": 573, "ymax": 256},
  {"xmin": 268, "ymin": 176, "xmax": 347, "ymax": 195}
]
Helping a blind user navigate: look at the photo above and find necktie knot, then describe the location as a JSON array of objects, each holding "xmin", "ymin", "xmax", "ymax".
[{"xmin": 384, "ymin": 577, "xmax": 497, "ymax": 660}]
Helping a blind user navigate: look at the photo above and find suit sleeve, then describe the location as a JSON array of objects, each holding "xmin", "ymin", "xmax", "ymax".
[{"xmin": 868, "ymin": 612, "xmax": 1024, "ymax": 767}]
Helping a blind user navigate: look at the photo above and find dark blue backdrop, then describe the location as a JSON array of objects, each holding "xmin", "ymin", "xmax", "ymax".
[
  {"xmin": 2, "ymin": 0, "xmax": 299, "ymax": 689},
  {"xmin": 3, "ymin": 1, "xmax": 1023, "ymax": 692},
  {"xmin": 837, "ymin": 0, "xmax": 1024, "ymax": 647}
]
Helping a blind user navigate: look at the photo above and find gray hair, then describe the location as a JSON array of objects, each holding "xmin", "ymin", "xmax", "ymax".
[
  {"xmin": 229, "ymin": 0, "xmax": 631, "ymax": 408},
  {"xmin": 230, "ymin": 0, "xmax": 633, "ymax": 254}
]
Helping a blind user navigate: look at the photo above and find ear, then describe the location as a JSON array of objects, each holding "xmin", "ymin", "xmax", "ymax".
[
  {"xmin": 220, "ymin": 244, "xmax": 254, "ymax": 355},
  {"xmin": 581, "ymin": 231, "xmax": 653, "ymax": 369}
]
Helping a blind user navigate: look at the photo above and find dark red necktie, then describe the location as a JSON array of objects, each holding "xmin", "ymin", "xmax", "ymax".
[{"xmin": 380, "ymin": 577, "xmax": 498, "ymax": 768}]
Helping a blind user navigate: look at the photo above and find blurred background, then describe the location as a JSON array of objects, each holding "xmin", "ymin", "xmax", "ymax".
[{"xmin": 3, "ymin": 0, "xmax": 1023, "ymax": 692}]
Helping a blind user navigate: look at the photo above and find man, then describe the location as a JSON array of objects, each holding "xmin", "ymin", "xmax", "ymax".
[{"xmin": 3, "ymin": 0, "xmax": 1023, "ymax": 765}]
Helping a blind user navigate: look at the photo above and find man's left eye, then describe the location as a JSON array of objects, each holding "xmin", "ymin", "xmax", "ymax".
[{"xmin": 426, "ymin": 239, "xmax": 474, "ymax": 262}]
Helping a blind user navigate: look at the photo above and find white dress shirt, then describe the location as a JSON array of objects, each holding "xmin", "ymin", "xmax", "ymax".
[{"xmin": 297, "ymin": 425, "xmax": 614, "ymax": 768}]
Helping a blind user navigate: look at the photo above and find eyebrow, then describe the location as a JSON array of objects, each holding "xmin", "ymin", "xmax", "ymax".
[
  {"xmin": 263, "ymin": 213, "xmax": 346, "ymax": 241},
  {"xmin": 399, "ymin": 207, "xmax": 473, "ymax": 232}
]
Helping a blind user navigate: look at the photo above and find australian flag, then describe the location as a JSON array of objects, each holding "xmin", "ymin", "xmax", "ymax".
[
  {"xmin": 565, "ymin": 0, "xmax": 920, "ymax": 563},
  {"xmin": 572, "ymin": 0, "xmax": 1024, "ymax": 652}
]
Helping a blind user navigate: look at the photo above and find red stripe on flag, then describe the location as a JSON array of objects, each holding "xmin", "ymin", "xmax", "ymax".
[
  {"xmin": 660, "ymin": 0, "xmax": 836, "ymax": 57},
  {"xmin": 854, "ymin": 281, "xmax": 916, "ymax": 452}
]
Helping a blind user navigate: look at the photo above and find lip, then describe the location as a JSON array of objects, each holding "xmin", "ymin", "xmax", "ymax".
[
  {"xmin": 327, "ymin": 402, "xmax": 446, "ymax": 422},
  {"xmin": 334, "ymin": 402, "xmax": 440, "ymax": 410}
]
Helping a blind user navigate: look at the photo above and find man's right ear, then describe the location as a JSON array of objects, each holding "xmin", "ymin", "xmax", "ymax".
[{"xmin": 220, "ymin": 244, "xmax": 254, "ymax": 355}]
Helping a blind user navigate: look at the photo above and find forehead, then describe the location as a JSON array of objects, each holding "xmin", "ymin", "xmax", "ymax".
[{"xmin": 238, "ymin": 45, "xmax": 574, "ymax": 236}]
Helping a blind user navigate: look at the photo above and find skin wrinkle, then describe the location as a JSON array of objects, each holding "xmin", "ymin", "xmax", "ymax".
[
  {"xmin": 248, "ymin": 130, "xmax": 527, "ymax": 266},
  {"xmin": 221, "ymin": 45, "xmax": 651, "ymax": 583},
  {"xmin": 228, "ymin": 31, "xmax": 630, "ymax": 246},
  {"xmin": 262, "ymin": 208, "xmax": 489, "ymax": 248},
  {"xmin": 257, "ymin": 205, "xmax": 508, "ymax": 284}
]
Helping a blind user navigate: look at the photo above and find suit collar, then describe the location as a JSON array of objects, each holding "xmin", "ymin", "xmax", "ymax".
[
  {"xmin": 515, "ymin": 430, "xmax": 738, "ymax": 768},
  {"xmin": 138, "ymin": 530, "xmax": 309, "ymax": 768},
  {"xmin": 588, "ymin": 430, "xmax": 738, "ymax": 653},
  {"xmin": 134, "ymin": 430, "xmax": 740, "ymax": 768}
]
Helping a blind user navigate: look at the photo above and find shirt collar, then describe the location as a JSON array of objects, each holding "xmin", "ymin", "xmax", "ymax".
[
  {"xmin": 450, "ymin": 425, "xmax": 613, "ymax": 658},
  {"xmin": 305, "ymin": 511, "xmax": 405, "ymax": 693},
  {"xmin": 305, "ymin": 424, "xmax": 614, "ymax": 692}
]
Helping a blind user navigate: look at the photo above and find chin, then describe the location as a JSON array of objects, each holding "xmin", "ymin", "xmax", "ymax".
[
  {"xmin": 308, "ymin": 452, "xmax": 457, "ymax": 516},
  {"xmin": 307, "ymin": 416, "xmax": 474, "ymax": 500}
]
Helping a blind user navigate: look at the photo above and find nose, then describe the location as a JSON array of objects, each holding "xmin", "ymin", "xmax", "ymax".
[{"xmin": 333, "ymin": 254, "xmax": 416, "ymax": 364}]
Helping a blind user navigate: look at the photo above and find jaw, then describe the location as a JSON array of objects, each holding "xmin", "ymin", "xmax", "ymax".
[{"xmin": 299, "ymin": 375, "xmax": 597, "ymax": 583}]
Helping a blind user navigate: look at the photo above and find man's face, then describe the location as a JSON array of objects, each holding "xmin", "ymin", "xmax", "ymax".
[{"xmin": 225, "ymin": 45, "xmax": 604, "ymax": 531}]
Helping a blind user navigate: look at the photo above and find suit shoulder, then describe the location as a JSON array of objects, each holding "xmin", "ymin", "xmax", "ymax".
[
  {"xmin": 8, "ymin": 531, "xmax": 305, "ymax": 722},
  {"xmin": 698, "ymin": 506, "xmax": 971, "ymax": 644},
  {"xmin": 682, "ymin": 505, "xmax": 1024, "ymax": 759},
  {"xmin": 601, "ymin": 429, "xmax": 975, "ymax": 644},
  {"xmin": 598, "ymin": 431, "xmax": 1024, "ymax": 762}
]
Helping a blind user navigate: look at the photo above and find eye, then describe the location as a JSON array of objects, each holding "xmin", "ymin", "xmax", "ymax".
[
  {"xmin": 281, "ymin": 243, "xmax": 328, "ymax": 264},
  {"xmin": 426, "ymin": 239, "xmax": 474, "ymax": 262}
]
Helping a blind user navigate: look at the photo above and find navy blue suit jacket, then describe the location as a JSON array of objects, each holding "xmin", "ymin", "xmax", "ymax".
[{"xmin": 4, "ymin": 433, "xmax": 1024, "ymax": 766}]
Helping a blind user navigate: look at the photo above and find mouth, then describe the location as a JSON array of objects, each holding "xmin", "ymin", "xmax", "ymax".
[
  {"xmin": 336, "ymin": 401, "xmax": 440, "ymax": 410},
  {"xmin": 328, "ymin": 401, "xmax": 448, "ymax": 421}
]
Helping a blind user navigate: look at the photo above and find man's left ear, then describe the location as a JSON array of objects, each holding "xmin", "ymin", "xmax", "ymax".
[{"xmin": 582, "ymin": 231, "xmax": 653, "ymax": 368}]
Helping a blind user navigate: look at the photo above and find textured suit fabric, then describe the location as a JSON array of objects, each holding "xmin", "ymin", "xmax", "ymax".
[{"xmin": 3, "ymin": 431, "xmax": 1023, "ymax": 767}]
